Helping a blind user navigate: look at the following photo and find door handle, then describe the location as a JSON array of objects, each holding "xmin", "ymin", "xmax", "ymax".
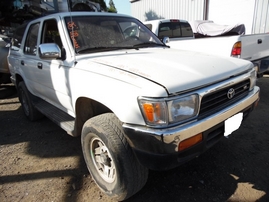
[
  {"xmin": 37, "ymin": 62, "xmax": 43, "ymax": 69},
  {"xmin": 21, "ymin": 60, "xmax": 24, "ymax": 65}
]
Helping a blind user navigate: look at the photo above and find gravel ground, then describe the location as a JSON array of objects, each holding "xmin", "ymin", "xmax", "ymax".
[{"xmin": 0, "ymin": 76, "xmax": 269, "ymax": 202}]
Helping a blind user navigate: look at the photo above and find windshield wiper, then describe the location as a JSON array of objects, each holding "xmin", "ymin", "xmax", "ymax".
[
  {"xmin": 77, "ymin": 46, "xmax": 139, "ymax": 53},
  {"xmin": 132, "ymin": 42, "xmax": 169, "ymax": 49},
  {"xmin": 76, "ymin": 42, "xmax": 168, "ymax": 53}
]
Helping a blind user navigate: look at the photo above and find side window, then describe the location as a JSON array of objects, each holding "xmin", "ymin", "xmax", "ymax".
[
  {"xmin": 24, "ymin": 23, "xmax": 40, "ymax": 55},
  {"xmin": 41, "ymin": 19, "xmax": 63, "ymax": 49}
]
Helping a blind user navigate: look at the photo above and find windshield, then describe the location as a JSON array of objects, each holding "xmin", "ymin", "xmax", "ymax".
[{"xmin": 64, "ymin": 16, "xmax": 164, "ymax": 53}]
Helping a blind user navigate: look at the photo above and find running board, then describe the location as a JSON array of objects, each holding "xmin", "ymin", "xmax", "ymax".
[{"xmin": 34, "ymin": 100, "xmax": 75, "ymax": 136}]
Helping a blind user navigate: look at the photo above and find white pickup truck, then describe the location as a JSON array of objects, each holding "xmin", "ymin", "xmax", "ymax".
[
  {"xmin": 143, "ymin": 19, "xmax": 269, "ymax": 77},
  {"xmin": 8, "ymin": 12, "xmax": 260, "ymax": 200}
]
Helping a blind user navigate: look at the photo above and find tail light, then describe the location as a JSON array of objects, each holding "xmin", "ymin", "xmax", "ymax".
[{"xmin": 231, "ymin": 41, "xmax": 241, "ymax": 58}]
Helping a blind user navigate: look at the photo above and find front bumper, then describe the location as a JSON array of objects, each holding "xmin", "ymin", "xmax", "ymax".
[{"xmin": 123, "ymin": 86, "xmax": 260, "ymax": 170}]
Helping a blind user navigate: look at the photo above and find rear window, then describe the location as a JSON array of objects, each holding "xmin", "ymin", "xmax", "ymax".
[
  {"xmin": 144, "ymin": 24, "xmax": 152, "ymax": 31},
  {"xmin": 158, "ymin": 21, "xmax": 193, "ymax": 39}
]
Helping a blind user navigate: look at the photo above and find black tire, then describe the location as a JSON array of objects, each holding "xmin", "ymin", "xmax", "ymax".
[
  {"xmin": 18, "ymin": 81, "xmax": 43, "ymax": 121},
  {"xmin": 81, "ymin": 113, "xmax": 148, "ymax": 201}
]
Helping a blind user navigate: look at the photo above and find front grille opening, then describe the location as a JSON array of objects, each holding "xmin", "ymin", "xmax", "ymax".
[
  {"xmin": 204, "ymin": 122, "xmax": 224, "ymax": 149},
  {"xmin": 199, "ymin": 79, "xmax": 250, "ymax": 118}
]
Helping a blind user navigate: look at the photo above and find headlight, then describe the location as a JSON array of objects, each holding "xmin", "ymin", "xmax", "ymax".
[
  {"xmin": 167, "ymin": 95, "xmax": 199, "ymax": 123},
  {"xmin": 138, "ymin": 94, "xmax": 199, "ymax": 127}
]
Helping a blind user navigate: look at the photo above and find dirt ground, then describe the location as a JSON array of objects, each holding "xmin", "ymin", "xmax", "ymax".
[{"xmin": 0, "ymin": 76, "xmax": 269, "ymax": 202}]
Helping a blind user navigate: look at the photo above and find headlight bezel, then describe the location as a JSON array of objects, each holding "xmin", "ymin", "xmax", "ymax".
[{"xmin": 138, "ymin": 93, "xmax": 199, "ymax": 128}]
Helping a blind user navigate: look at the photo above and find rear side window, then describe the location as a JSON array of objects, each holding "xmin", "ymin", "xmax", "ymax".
[
  {"xmin": 24, "ymin": 23, "xmax": 40, "ymax": 55},
  {"xmin": 158, "ymin": 21, "xmax": 193, "ymax": 39}
]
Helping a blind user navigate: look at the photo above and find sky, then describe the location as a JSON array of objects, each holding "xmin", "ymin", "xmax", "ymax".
[{"xmin": 108, "ymin": 0, "xmax": 131, "ymax": 16}]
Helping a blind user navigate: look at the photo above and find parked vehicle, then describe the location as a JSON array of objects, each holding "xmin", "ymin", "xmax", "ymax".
[
  {"xmin": 0, "ymin": 36, "xmax": 11, "ymax": 84},
  {"xmin": 144, "ymin": 19, "xmax": 269, "ymax": 77},
  {"xmin": 8, "ymin": 12, "xmax": 259, "ymax": 200}
]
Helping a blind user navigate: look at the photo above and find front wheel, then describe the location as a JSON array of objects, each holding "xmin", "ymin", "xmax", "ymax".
[{"xmin": 81, "ymin": 113, "xmax": 148, "ymax": 201}]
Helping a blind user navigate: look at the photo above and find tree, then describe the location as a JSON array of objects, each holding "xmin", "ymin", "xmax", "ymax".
[
  {"xmin": 144, "ymin": 10, "xmax": 164, "ymax": 21},
  {"xmin": 107, "ymin": 0, "xmax": 117, "ymax": 13}
]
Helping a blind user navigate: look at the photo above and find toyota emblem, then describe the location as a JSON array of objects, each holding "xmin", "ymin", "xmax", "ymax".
[{"xmin": 227, "ymin": 88, "xmax": 235, "ymax": 99}]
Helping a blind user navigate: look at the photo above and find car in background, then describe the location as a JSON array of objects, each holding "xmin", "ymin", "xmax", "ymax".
[{"xmin": 0, "ymin": 36, "xmax": 11, "ymax": 84}]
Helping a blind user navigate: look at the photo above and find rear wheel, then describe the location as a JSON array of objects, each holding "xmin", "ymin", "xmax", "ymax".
[
  {"xmin": 81, "ymin": 113, "xmax": 148, "ymax": 201},
  {"xmin": 18, "ymin": 81, "xmax": 43, "ymax": 121}
]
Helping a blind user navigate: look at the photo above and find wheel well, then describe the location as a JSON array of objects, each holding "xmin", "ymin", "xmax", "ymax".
[{"xmin": 74, "ymin": 97, "xmax": 111, "ymax": 136}]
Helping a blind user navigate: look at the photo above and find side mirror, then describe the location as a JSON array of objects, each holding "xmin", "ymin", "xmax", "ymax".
[
  {"xmin": 39, "ymin": 43, "xmax": 61, "ymax": 59},
  {"xmin": 162, "ymin": 37, "xmax": 170, "ymax": 45}
]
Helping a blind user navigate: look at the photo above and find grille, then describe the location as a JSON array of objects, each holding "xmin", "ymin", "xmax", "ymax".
[{"xmin": 199, "ymin": 79, "xmax": 250, "ymax": 117}]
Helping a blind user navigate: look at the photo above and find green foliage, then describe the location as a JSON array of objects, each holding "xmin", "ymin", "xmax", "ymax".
[
  {"xmin": 108, "ymin": 0, "xmax": 117, "ymax": 13},
  {"xmin": 107, "ymin": 7, "xmax": 117, "ymax": 13}
]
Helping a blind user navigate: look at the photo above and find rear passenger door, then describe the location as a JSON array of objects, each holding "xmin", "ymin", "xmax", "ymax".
[{"xmin": 21, "ymin": 22, "xmax": 42, "ymax": 94}]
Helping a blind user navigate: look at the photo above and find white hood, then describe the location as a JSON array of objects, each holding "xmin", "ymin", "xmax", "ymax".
[{"xmin": 79, "ymin": 48, "xmax": 253, "ymax": 94}]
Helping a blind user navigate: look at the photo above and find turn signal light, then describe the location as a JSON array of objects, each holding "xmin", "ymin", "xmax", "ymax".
[
  {"xmin": 178, "ymin": 133, "xmax": 203, "ymax": 151},
  {"xmin": 143, "ymin": 103, "xmax": 161, "ymax": 122}
]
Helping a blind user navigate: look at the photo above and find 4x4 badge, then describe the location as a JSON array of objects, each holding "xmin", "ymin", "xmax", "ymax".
[{"xmin": 227, "ymin": 88, "xmax": 235, "ymax": 99}]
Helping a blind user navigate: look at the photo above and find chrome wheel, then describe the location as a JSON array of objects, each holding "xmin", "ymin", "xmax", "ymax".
[{"xmin": 90, "ymin": 137, "xmax": 116, "ymax": 183}]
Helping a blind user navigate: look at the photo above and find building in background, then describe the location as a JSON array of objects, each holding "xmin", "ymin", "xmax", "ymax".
[{"xmin": 129, "ymin": 0, "xmax": 269, "ymax": 34}]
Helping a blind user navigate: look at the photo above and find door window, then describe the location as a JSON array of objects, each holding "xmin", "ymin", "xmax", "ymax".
[
  {"xmin": 24, "ymin": 23, "xmax": 40, "ymax": 55},
  {"xmin": 41, "ymin": 19, "xmax": 63, "ymax": 49}
]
